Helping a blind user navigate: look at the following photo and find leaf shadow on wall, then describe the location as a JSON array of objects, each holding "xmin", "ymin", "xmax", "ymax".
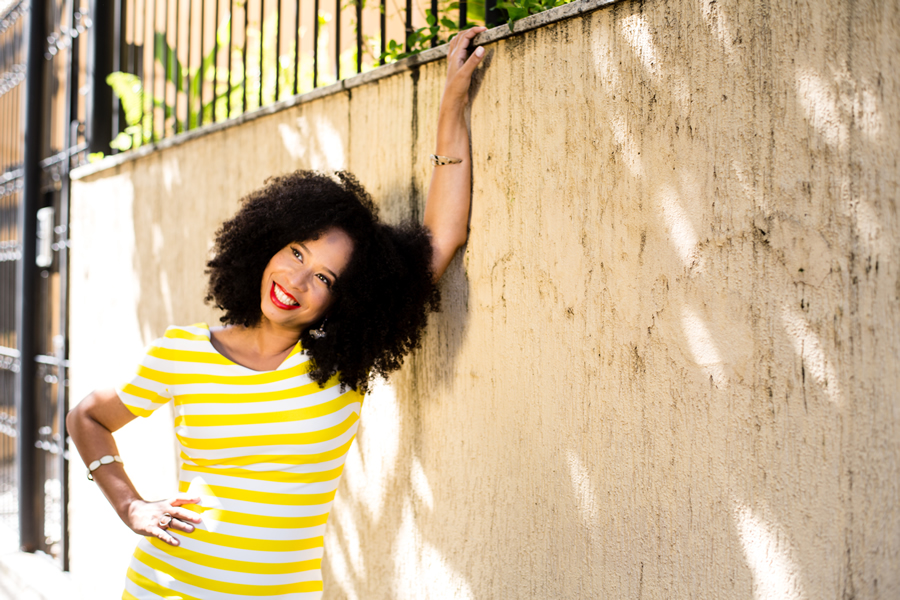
[
  {"xmin": 556, "ymin": 0, "xmax": 894, "ymax": 598},
  {"xmin": 325, "ymin": 1, "xmax": 894, "ymax": 599}
]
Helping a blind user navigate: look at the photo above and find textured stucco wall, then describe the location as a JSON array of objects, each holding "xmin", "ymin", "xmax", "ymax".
[{"xmin": 69, "ymin": 0, "xmax": 900, "ymax": 597}]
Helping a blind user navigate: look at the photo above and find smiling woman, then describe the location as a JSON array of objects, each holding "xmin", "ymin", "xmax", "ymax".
[
  {"xmin": 66, "ymin": 25, "xmax": 489, "ymax": 600},
  {"xmin": 204, "ymin": 171, "xmax": 440, "ymax": 387}
]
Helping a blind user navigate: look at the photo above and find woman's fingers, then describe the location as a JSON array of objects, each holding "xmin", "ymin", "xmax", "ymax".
[
  {"xmin": 445, "ymin": 26, "xmax": 487, "ymax": 101},
  {"xmin": 455, "ymin": 26, "xmax": 485, "ymax": 53},
  {"xmin": 457, "ymin": 45, "xmax": 486, "ymax": 79},
  {"xmin": 168, "ymin": 496, "xmax": 203, "ymax": 523},
  {"xmin": 125, "ymin": 498, "xmax": 202, "ymax": 546},
  {"xmin": 169, "ymin": 505, "xmax": 202, "ymax": 524},
  {"xmin": 453, "ymin": 25, "xmax": 486, "ymax": 43},
  {"xmin": 167, "ymin": 516, "xmax": 196, "ymax": 534},
  {"xmin": 153, "ymin": 526, "xmax": 180, "ymax": 546},
  {"xmin": 161, "ymin": 498, "xmax": 202, "ymax": 533},
  {"xmin": 169, "ymin": 495, "xmax": 201, "ymax": 507},
  {"xmin": 449, "ymin": 26, "xmax": 486, "ymax": 62}
]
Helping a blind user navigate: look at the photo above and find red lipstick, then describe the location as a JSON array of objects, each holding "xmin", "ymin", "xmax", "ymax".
[{"xmin": 270, "ymin": 282, "xmax": 300, "ymax": 310}]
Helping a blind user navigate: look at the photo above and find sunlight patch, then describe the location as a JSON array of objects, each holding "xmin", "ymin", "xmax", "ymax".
[
  {"xmin": 681, "ymin": 304, "xmax": 727, "ymax": 387},
  {"xmin": 411, "ymin": 456, "xmax": 434, "ymax": 511},
  {"xmin": 393, "ymin": 498, "xmax": 475, "ymax": 600},
  {"xmin": 795, "ymin": 67, "xmax": 846, "ymax": 150},
  {"xmin": 332, "ymin": 494, "xmax": 366, "ymax": 579},
  {"xmin": 621, "ymin": 14, "xmax": 659, "ymax": 76},
  {"xmin": 342, "ymin": 376, "xmax": 401, "ymax": 523},
  {"xmin": 566, "ymin": 449, "xmax": 598, "ymax": 524},
  {"xmin": 734, "ymin": 503, "xmax": 807, "ymax": 600},
  {"xmin": 657, "ymin": 186, "xmax": 699, "ymax": 268},
  {"xmin": 780, "ymin": 302, "xmax": 842, "ymax": 405}
]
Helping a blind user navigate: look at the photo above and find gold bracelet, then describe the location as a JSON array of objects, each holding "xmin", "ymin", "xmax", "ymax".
[{"xmin": 430, "ymin": 154, "xmax": 463, "ymax": 166}]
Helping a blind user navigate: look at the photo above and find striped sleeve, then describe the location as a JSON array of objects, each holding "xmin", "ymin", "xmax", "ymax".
[{"xmin": 117, "ymin": 336, "xmax": 175, "ymax": 418}]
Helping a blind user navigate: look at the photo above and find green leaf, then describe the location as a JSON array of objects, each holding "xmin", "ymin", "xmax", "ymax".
[
  {"xmin": 154, "ymin": 31, "xmax": 186, "ymax": 93},
  {"xmin": 197, "ymin": 14, "xmax": 232, "ymax": 84},
  {"xmin": 106, "ymin": 72, "xmax": 144, "ymax": 127},
  {"xmin": 110, "ymin": 131, "xmax": 134, "ymax": 151}
]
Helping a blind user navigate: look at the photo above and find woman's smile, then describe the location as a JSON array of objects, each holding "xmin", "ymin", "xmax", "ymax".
[
  {"xmin": 259, "ymin": 228, "xmax": 354, "ymax": 332},
  {"xmin": 270, "ymin": 282, "xmax": 300, "ymax": 309}
]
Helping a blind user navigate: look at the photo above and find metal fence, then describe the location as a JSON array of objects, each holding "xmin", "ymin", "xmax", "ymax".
[
  {"xmin": 0, "ymin": 0, "xmax": 87, "ymax": 568},
  {"xmin": 0, "ymin": 0, "xmax": 27, "ymax": 549},
  {"xmin": 100, "ymin": 0, "xmax": 504, "ymax": 151}
]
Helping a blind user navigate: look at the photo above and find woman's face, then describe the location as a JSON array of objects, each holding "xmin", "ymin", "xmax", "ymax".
[{"xmin": 259, "ymin": 227, "xmax": 354, "ymax": 333}]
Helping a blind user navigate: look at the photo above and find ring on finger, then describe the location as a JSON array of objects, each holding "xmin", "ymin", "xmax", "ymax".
[{"xmin": 159, "ymin": 513, "xmax": 173, "ymax": 529}]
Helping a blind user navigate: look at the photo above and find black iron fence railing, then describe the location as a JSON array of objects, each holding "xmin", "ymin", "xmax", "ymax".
[
  {"xmin": 96, "ymin": 0, "xmax": 523, "ymax": 153},
  {"xmin": 1, "ymin": 0, "xmax": 84, "ymax": 565},
  {"xmin": 0, "ymin": 0, "xmax": 27, "ymax": 550}
]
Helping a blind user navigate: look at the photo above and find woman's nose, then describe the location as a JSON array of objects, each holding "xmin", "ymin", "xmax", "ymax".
[{"xmin": 287, "ymin": 266, "xmax": 310, "ymax": 291}]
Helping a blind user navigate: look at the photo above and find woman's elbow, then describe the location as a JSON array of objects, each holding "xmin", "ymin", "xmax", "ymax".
[
  {"xmin": 433, "ymin": 232, "xmax": 467, "ymax": 261},
  {"xmin": 66, "ymin": 393, "xmax": 91, "ymax": 435},
  {"xmin": 66, "ymin": 390, "xmax": 107, "ymax": 434},
  {"xmin": 449, "ymin": 230, "xmax": 469, "ymax": 251}
]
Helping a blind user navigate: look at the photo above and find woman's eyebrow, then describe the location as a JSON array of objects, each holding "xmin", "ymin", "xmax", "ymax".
[{"xmin": 300, "ymin": 242, "xmax": 338, "ymax": 280}]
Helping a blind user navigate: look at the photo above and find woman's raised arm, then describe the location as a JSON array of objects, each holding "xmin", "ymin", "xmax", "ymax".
[{"xmin": 423, "ymin": 26, "xmax": 487, "ymax": 281}]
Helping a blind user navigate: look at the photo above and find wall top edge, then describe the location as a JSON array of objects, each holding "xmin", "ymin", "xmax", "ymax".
[
  {"xmin": 70, "ymin": 0, "xmax": 621, "ymax": 181},
  {"xmin": 0, "ymin": 0, "xmax": 26, "ymax": 21}
]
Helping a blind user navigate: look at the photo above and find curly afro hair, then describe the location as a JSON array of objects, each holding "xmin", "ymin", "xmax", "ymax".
[{"xmin": 205, "ymin": 170, "xmax": 440, "ymax": 393}]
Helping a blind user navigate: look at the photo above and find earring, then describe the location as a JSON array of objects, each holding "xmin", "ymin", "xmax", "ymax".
[{"xmin": 309, "ymin": 318, "xmax": 327, "ymax": 339}]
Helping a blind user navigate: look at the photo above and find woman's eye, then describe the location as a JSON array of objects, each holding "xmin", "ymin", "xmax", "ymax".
[
  {"xmin": 292, "ymin": 247, "xmax": 302, "ymax": 261},
  {"xmin": 317, "ymin": 274, "xmax": 332, "ymax": 287}
]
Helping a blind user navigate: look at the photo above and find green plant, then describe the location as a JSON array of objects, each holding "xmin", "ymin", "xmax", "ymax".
[
  {"xmin": 109, "ymin": 12, "xmax": 347, "ymax": 151},
  {"xmin": 379, "ymin": 8, "xmax": 479, "ymax": 62},
  {"xmin": 108, "ymin": 16, "xmax": 243, "ymax": 151},
  {"xmin": 106, "ymin": 71, "xmax": 145, "ymax": 150},
  {"xmin": 497, "ymin": 0, "xmax": 572, "ymax": 31},
  {"xmin": 447, "ymin": 0, "xmax": 487, "ymax": 26},
  {"xmin": 107, "ymin": 0, "xmax": 569, "ymax": 152}
]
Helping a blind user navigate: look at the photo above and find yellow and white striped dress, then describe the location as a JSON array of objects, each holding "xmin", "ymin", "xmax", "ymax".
[{"xmin": 117, "ymin": 323, "xmax": 364, "ymax": 600}]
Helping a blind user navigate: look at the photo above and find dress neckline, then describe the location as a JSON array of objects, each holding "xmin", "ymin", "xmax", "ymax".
[{"xmin": 197, "ymin": 322, "xmax": 303, "ymax": 373}]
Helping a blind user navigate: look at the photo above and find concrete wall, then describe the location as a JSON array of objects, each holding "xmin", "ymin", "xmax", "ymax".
[{"xmin": 68, "ymin": 0, "xmax": 900, "ymax": 597}]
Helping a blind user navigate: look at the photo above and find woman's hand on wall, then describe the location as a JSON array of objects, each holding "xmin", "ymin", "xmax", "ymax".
[{"xmin": 440, "ymin": 26, "xmax": 487, "ymax": 114}]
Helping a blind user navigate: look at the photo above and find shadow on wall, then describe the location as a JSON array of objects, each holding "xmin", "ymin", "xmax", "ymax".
[
  {"xmin": 314, "ymin": 0, "xmax": 897, "ymax": 598},
  {"xmin": 566, "ymin": 0, "xmax": 889, "ymax": 597},
  {"xmin": 320, "ymin": 251, "xmax": 472, "ymax": 600}
]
